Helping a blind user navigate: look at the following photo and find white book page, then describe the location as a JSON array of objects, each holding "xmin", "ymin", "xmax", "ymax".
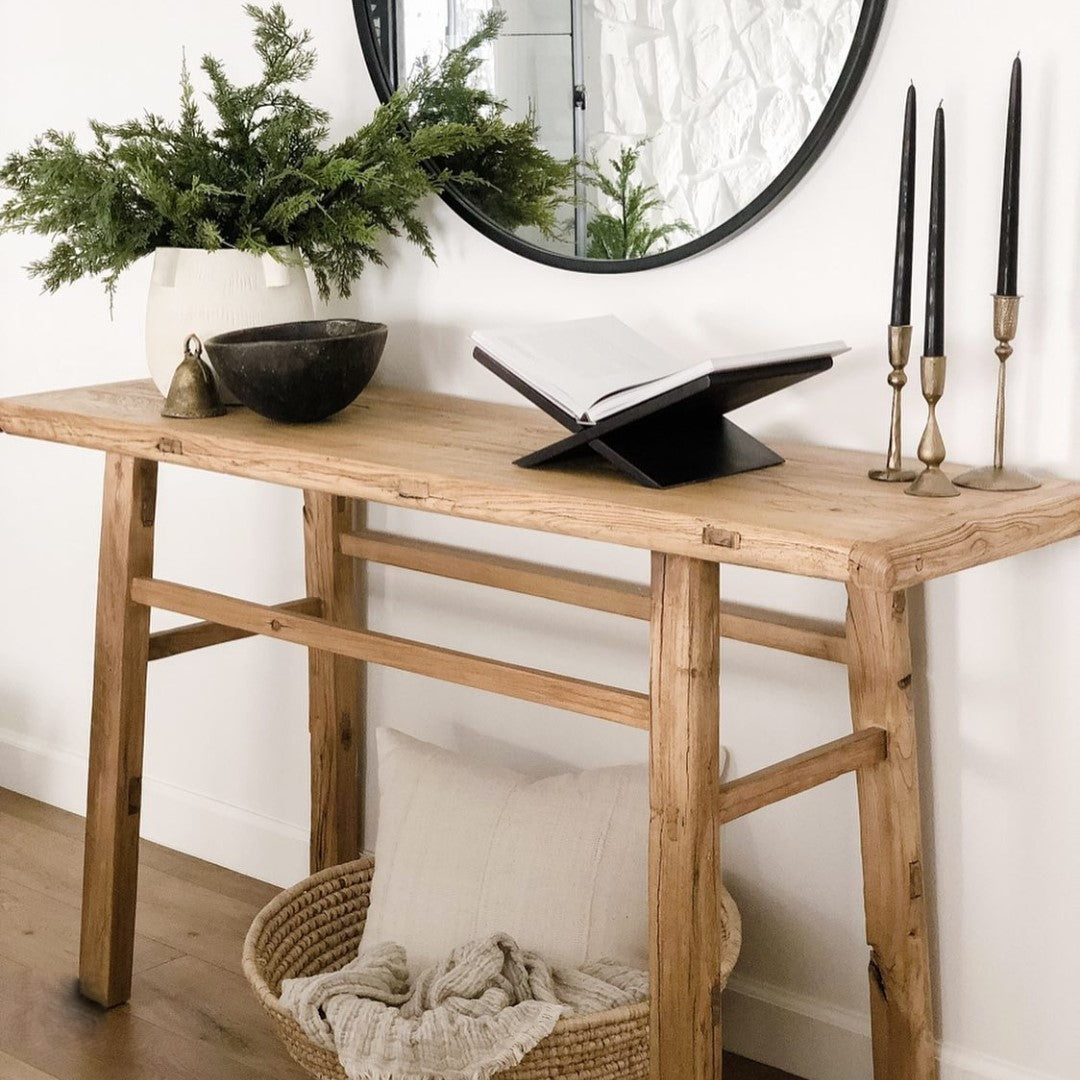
[
  {"xmin": 704, "ymin": 339, "xmax": 851, "ymax": 373},
  {"xmin": 471, "ymin": 316, "xmax": 683, "ymax": 421},
  {"xmin": 585, "ymin": 340, "xmax": 851, "ymax": 423}
]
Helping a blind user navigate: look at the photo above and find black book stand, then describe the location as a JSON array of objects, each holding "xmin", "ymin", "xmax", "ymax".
[{"xmin": 475, "ymin": 348, "xmax": 834, "ymax": 489}]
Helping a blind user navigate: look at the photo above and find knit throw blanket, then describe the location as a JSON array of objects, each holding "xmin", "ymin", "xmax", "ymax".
[{"xmin": 279, "ymin": 934, "xmax": 648, "ymax": 1080}]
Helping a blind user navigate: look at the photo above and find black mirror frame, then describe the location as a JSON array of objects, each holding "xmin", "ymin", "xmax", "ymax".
[{"xmin": 351, "ymin": 0, "xmax": 888, "ymax": 274}]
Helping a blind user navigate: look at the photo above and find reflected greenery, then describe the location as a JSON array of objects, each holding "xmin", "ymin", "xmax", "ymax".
[
  {"xmin": 583, "ymin": 143, "xmax": 690, "ymax": 261},
  {"xmin": 405, "ymin": 12, "xmax": 575, "ymax": 241},
  {"xmin": 356, "ymin": 0, "xmax": 881, "ymax": 268}
]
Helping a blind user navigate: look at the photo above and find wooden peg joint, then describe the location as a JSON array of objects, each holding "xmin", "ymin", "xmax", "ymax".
[
  {"xmin": 702, "ymin": 526, "xmax": 741, "ymax": 549},
  {"xmin": 147, "ymin": 597, "xmax": 322, "ymax": 660},
  {"xmin": 126, "ymin": 777, "xmax": 141, "ymax": 815},
  {"xmin": 139, "ymin": 478, "xmax": 157, "ymax": 528},
  {"xmin": 909, "ymin": 860, "xmax": 924, "ymax": 900}
]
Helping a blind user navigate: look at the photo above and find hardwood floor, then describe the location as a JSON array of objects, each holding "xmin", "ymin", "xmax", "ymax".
[{"xmin": 0, "ymin": 788, "xmax": 800, "ymax": 1080}]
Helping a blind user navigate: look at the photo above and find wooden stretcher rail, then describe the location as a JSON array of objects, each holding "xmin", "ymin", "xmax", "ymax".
[
  {"xmin": 341, "ymin": 529, "xmax": 849, "ymax": 664},
  {"xmin": 148, "ymin": 597, "xmax": 322, "ymax": 660},
  {"xmin": 718, "ymin": 728, "xmax": 888, "ymax": 824},
  {"xmin": 341, "ymin": 528, "xmax": 650, "ymax": 618},
  {"xmin": 130, "ymin": 577, "xmax": 650, "ymax": 730}
]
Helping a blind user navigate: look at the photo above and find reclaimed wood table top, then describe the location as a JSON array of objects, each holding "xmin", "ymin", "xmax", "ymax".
[{"xmin": 2, "ymin": 379, "xmax": 1078, "ymax": 590}]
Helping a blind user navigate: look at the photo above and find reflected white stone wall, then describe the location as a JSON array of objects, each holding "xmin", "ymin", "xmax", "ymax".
[
  {"xmin": 398, "ymin": 0, "xmax": 862, "ymax": 253},
  {"xmin": 583, "ymin": 0, "xmax": 861, "ymax": 240}
]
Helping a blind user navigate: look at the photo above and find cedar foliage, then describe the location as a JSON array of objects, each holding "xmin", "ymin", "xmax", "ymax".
[
  {"xmin": 407, "ymin": 11, "xmax": 575, "ymax": 239},
  {"xmin": 0, "ymin": 5, "xmax": 572, "ymax": 301},
  {"xmin": 583, "ymin": 142, "xmax": 691, "ymax": 261}
]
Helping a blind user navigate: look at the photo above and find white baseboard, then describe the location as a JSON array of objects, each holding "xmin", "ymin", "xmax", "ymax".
[
  {"xmin": 724, "ymin": 974, "xmax": 1068, "ymax": 1080},
  {"xmin": 935, "ymin": 1047, "xmax": 1071, "ymax": 1080},
  {"xmin": 724, "ymin": 974, "xmax": 873, "ymax": 1080},
  {"xmin": 0, "ymin": 724, "xmax": 308, "ymax": 887},
  {"xmin": 1, "ymin": 726, "xmax": 1067, "ymax": 1080}
]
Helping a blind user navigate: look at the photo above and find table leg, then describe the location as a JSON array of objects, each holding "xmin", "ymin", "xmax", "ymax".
[
  {"xmin": 79, "ymin": 454, "xmax": 157, "ymax": 1007},
  {"xmin": 846, "ymin": 586, "xmax": 938, "ymax": 1080},
  {"xmin": 649, "ymin": 553, "xmax": 723, "ymax": 1080},
  {"xmin": 303, "ymin": 491, "xmax": 363, "ymax": 872}
]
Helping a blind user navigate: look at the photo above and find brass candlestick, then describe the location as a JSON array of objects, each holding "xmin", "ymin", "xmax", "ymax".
[
  {"xmin": 906, "ymin": 354, "xmax": 960, "ymax": 497},
  {"xmin": 954, "ymin": 295, "xmax": 1040, "ymax": 491},
  {"xmin": 869, "ymin": 324, "xmax": 917, "ymax": 482}
]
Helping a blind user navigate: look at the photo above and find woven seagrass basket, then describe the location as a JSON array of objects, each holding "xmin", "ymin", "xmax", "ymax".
[{"xmin": 243, "ymin": 855, "xmax": 741, "ymax": 1080}]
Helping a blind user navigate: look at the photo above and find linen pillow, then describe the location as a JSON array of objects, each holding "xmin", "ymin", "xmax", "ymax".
[{"xmin": 362, "ymin": 727, "xmax": 735, "ymax": 979}]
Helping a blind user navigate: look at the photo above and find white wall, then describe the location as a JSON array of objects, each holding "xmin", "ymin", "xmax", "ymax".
[{"xmin": 2, "ymin": 3, "xmax": 1078, "ymax": 1080}]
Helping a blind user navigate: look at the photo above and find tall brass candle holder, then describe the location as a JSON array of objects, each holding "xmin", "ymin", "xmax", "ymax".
[
  {"xmin": 869, "ymin": 324, "xmax": 917, "ymax": 482},
  {"xmin": 906, "ymin": 354, "xmax": 960, "ymax": 497},
  {"xmin": 954, "ymin": 295, "xmax": 1040, "ymax": 491}
]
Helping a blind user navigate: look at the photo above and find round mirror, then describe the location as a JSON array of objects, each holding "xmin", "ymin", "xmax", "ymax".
[{"xmin": 353, "ymin": 0, "xmax": 886, "ymax": 271}]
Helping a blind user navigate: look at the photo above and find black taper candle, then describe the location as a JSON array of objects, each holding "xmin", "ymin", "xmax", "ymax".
[
  {"xmin": 925, "ymin": 104, "xmax": 946, "ymax": 356},
  {"xmin": 997, "ymin": 55, "xmax": 1022, "ymax": 296},
  {"xmin": 891, "ymin": 83, "xmax": 917, "ymax": 326}
]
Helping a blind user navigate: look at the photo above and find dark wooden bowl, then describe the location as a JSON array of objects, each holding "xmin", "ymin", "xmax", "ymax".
[{"xmin": 204, "ymin": 319, "xmax": 387, "ymax": 423}]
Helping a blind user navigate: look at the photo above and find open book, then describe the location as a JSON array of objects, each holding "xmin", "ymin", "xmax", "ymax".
[{"xmin": 472, "ymin": 316, "xmax": 849, "ymax": 425}]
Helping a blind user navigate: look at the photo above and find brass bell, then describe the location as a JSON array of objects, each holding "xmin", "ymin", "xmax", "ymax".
[{"xmin": 161, "ymin": 334, "xmax": 226, "ymax": 419}]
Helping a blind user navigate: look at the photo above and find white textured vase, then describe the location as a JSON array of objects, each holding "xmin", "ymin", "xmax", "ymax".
[{"xmin": 146, "ymin": 247, "xmax": 315, "ymax": 395}]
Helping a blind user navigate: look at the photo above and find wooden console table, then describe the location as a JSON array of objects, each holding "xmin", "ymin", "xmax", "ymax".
[{"xmin": 2, "ymin": 379, "xmax": 1078, "ymax": 1080}]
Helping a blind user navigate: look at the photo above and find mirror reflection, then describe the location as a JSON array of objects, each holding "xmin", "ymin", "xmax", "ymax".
[{"xmin": 365, "ymin": 0, "xmax": 866, "ymax": 262}]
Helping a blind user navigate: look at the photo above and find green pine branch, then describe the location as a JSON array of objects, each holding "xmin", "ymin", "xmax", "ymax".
[
  {"xmin": 582, "ymin": 141, "xmax": 691, "ymax": 260},
  {"xmin": 404, "ymin": 11, "xmax": 576, "ymax": 239},
  {"xmin": 0, "ymin": 4, "xmax": 575, "ymax": 302}
]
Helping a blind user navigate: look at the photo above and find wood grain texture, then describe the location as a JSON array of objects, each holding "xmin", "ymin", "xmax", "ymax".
[
  {"xmin": 7, "ymin": 379, "xmax": 1075, "ymax": 1080},
  {"xmin": 79, "ymin": 455, "xmax": 157, "ymax": 1008},
  {"xmin": 341, "ymin": 528, "xmax": 652, "ymax": 618},
  {"xmin": 130, "ymin": 955, "xmax": 303, "ymax": 1076},
  {"xmin": 348, "ymin": 501, "xmax": 369, "ymax": 855},
  {"xmin": 148, "ymin": 597, "xmax": 322, "ymax": 660},
  {"xmin": 718, "ymin": 728, "xmax": 887, "ymax": 825},
  {"xmin": 342, "ymin": 529, "xmax": 847, "ymax": 662},
  {"xmin": 845, "ymin": 587, "xmax": 937, "ymax": 1080},
  {"xmin": 303, "ymin": 492, "xmax": 362, "ymax": 872},
  {"xmin": 716, "ymin": 602, "xmax": 848, "ymax": 664},
  {"xmin": 1, "ymin": 807, "xmax": 263, "ymax": 980},
  {"xmin": 0, "ymin": 877, "xmax": 178, "ymax": 981},
  {"xmin": 0, "ymin": 788, "xmax": 279, "ymax": 912},
  {"xmin": 0, "ymin": 964, "xmax": 286, "ymax": 1080},
  {"xmin": 847, "ymin": 488, "xmax": 1080, "ymax": 589},
  {"xmin": 0, "ymin": 1048, "xmax": 61, "ymax": 1080},
  {"xmin": 648, "ymin": 554, "xmax": 723, "ymax": 1080},
  {"xmin": 130, "ymin": 576, "xmax": 651, "ymax": 729},
  {"xmin": 3, "ymin": 381, "xmax": 1076, "ymax": 587},
  {"xmin": 0, "ymin": 795, "xmax": 304, "ymax": 1080},
  {"xmin": 1, "ymin": 792, "xmax": 800, "ymax": 1080}
]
